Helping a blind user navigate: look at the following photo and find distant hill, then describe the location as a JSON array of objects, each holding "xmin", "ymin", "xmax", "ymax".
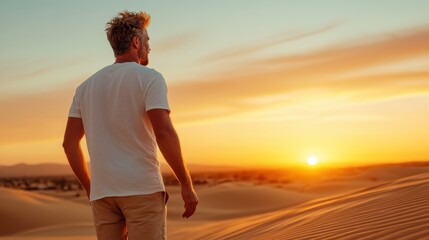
[
  {"xmin": 0, "ymin": 162, "xmax": 242, "ymax": 178},
  {"xmin": 4, "ymin": 161, "xmax": 426, "ymax": 178}
]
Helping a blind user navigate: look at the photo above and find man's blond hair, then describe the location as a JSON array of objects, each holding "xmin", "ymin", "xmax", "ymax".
[{"xmin": 105, "ymin": 10, "xmax": 151, "ymax": 56}]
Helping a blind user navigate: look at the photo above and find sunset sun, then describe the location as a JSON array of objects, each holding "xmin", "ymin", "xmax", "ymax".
[{"xmin": 307, "ymin": 156, "xmax": 319, "ymax": 166}]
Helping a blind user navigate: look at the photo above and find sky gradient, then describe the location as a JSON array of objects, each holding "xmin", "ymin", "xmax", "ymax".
[{"xmin": 1, "ymin": 1, "xmax": 429, "ymax": 168}]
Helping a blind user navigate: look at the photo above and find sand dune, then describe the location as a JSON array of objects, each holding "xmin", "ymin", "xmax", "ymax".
[
  {"xmin": 0, "ymin": 188, "xmax": 92, "ymax": 236},
  {"xmin": 166, "ymin": 182, "xmax": 316, "ymax": 221},
  {"xmin": 1, "ymin": 166, "xmax": 429, "ymax": 240},
  {"xmin": 169, "ymin": 173, "xmax": 429, "ymax": 239}
]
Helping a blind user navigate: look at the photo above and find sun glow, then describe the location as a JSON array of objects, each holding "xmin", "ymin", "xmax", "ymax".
[{"xmin": 307, "ymin": 156, "xmax": 319, "ymax": 166}]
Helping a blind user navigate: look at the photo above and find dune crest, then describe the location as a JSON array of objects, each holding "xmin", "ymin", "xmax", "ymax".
[{"xmin": 170, "ymin": 173, "xmax": 429, "ymax": 240}]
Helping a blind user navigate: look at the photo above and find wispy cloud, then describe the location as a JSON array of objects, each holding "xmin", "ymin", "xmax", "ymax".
[
  {"xmin": 0, "ymin": 58, "xmax": 83, "ymax": 84},
  {"xmin": 169, "ymin": 26, "xmax": 429, "ymax": 122},
  {"xmin": 203, "ymin": 22, "xmax": 341, "ymax": 62},
  {"xmin": 152, "ymin": 31, "xmax": 200, "ymax": 54},
  {"xmin": 259, "ymin": 26, "xmax": 429, "ymax": 72}
]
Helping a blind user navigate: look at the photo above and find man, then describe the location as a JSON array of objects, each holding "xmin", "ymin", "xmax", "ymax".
[{"xmin": 62, "ymin": 10, "xmax": 198, "ymax": 240}]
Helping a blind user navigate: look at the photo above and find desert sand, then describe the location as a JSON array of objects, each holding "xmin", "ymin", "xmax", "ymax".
[{"xmin": 0, "ymin": 164, "xmax": 428, "ymax": 240}]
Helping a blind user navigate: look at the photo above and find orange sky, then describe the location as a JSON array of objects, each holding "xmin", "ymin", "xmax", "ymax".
[{"xmin": 1, "ymin": 1, "xmax": 429, "ymax": 168}]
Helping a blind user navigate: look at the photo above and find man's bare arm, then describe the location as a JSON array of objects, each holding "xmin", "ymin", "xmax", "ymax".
[
  {"xmin": 147, "ymin": 109, "xmax": 198, "ymax": 218},
  {"xmin": 62, "ymin": 117, "xmax": 91, "ymax": 198}
]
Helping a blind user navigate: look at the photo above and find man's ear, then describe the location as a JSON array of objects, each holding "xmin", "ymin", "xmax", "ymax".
[{"xmin": 131, "ymin": 36, "xmax": 140, "ymax": 49}]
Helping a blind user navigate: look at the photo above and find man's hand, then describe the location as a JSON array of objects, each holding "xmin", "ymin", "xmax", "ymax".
[{"xmin": 181, "ymin": 186, "xmax": 199, "ymax": 218}]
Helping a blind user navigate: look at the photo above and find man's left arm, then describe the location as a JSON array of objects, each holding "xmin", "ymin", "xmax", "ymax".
[{"xmin": 62, "ymin": 117, "xmax": 91, "ymax": 199}]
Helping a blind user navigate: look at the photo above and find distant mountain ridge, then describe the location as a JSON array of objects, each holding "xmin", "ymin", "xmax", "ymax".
[
  {"xmin": 0, "ymin": 163, "xmax": 241, "ymax": 177},
  {"xmin": 3, "ymin": 161, "xmax": 427, "ymax": 178}
]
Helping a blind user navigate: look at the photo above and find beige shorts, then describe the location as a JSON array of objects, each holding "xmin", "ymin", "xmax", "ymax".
[{"xmin": 91, "ymin": 192, "xmax": 168, "ymax": 240}]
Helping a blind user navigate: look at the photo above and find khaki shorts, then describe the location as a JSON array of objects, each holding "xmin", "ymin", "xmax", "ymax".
[{"xmin": 91, "ymin": 192, "xmax": 168, "ymax": 240}]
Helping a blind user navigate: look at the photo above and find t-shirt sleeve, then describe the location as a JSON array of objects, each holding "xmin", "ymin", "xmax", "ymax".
[
  {"xmin": 145, "ymin": 73, "xmax": 170, "ymax": 113},
  {"xmin": 68, "ymin": 87, "xmax": 82, "ymax": 118}
]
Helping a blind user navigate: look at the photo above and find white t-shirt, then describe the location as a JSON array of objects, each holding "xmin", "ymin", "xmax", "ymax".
[{"xmin": 69, "ymin": 62, "xmax": 169, "ymax": 201}]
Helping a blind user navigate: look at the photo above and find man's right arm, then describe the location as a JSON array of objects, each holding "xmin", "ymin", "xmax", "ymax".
[
  {"xmin": 62, "ymin": 117, "xmax": 91, "ymax": 199},
  {"xmin": 147, "ymin": 109, "xmax": 198, "ymax": 218}
]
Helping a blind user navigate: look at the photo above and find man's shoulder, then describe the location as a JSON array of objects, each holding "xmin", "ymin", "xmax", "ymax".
[
  {"xmin": 73, "ymin": 66, "xmax": 109, "ymax": 92},
  {"xmin": 132, "ymin": 64, "xmax": 163, "ymax": 79}
]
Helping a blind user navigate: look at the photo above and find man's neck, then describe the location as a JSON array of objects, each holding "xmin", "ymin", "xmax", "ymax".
[{"xmin": 115, "ymin": 52, "xmax": 139, "ymax": 64}]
